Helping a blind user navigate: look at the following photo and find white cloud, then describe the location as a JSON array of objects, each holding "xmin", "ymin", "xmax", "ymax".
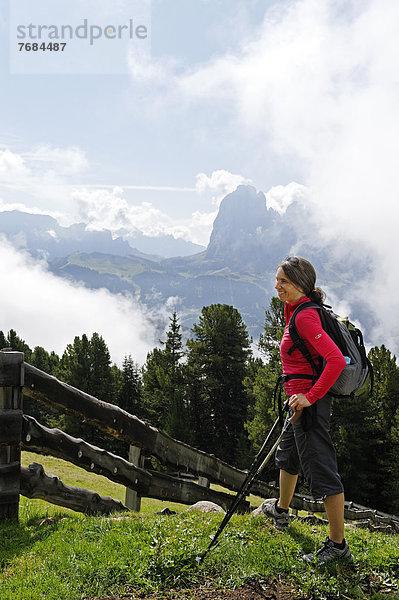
[
  {"xmin": 74, "ymin": 186, "xmax": 182, "ymax": 237},
  {"xmin": 143, "ymin": 0, "xmax": 399, "ymax": 353},
  {"xmin": 266, "ymin": 182, "xmax": 309, "ymax": 214},
  {"xmin": 25, "ymin": 145, "xmax": 89, "ymax": 174},
  {"xmin": 1, "ymin": 141, "xmax": 231, "ymax": 247},
  {"xmin": 195, "ymin": 169, "xmax": 251, "ymax": 206},
  {"xmin": 163, "ymin": 209, "xmax": 217, "ymax": 247},
  {"xmin": 0, "ymin": 238, "xmax": 157, "ymax": 365},
  {"xmin": 127, "ymin": 50, "xmax": 179, "ymax": 85},
  {"xmin": 0, "ymin": 143, "xmax": 219, "ymax": 247},
  {"xmin": 0, "ymin": 149, "xmax": 30, "ymax": 182},
  {"xmin": 0, "ymin": 146, "xmax": 88, "ymax": 182},
  {"xmin": 0, "ymin": 145, "xmax": 88, "ymax": 215},
  {"xmin": 0, "ymin": 197, "xmax": 72, "ymax": 226},
  {"xmin": 176, "ymin": 1, "xmax": 399, "ymax": 240},
  {"xmin": 73, "ymin": 185, "xmax": 215, "ymax": 246}
]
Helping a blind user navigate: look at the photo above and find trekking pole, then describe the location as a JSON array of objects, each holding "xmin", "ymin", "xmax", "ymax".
[{"xmin": 197, "ymin": 400, "xmax": 293, "ymax": 564}]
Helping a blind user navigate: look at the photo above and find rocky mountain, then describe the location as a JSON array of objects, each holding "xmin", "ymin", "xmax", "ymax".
[
  {"xmin": 205, "ymin": 185, "xmax": 294, "ymax": 272},
  {"xmin": 0, "ymin": 186, "xmax": 373, "ymax": 339},
  {"xmin": 0, "ymin": 210, "xmax": 204, "ymax": 259},
  {"xmin": 0, "ymin": 211, "xmax": 133, "ymax": 258}
]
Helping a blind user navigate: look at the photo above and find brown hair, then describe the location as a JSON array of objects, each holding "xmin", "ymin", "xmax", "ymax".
[{"xmin": 278, "ymin": 256, "xmax": 325, "ymax": 305}]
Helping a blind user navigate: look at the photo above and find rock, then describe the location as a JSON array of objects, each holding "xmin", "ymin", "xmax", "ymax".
[
  {"xmin": 205, "ymin": 185, "xmax": 289, "ymax": 272},
  {"xmin": 187, "ymin": 501, "xmax": 225, "ymax": 513},
  {"xmin": 155, "ymin": 507, "xmax": 177, "ymax": 515},
  {"xmin": 298, "ymin": 514, "xmax": 328, "ymax": 526},
  {"xmin": 251, "ymin": 505, "xmax": 264, "ymax": 517}
]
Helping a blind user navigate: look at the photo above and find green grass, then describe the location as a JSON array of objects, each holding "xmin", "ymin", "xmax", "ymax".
[
  {"xmin": 21, "ymin": 452, "xmax": 263, "ymax": 517},
  {"xmin": 0, "ymin": 452, "xmax": 396, "ymax": 599},
  {"xmin": 21, "ymin": 451, "xmax": 190, "ymax": 516}
]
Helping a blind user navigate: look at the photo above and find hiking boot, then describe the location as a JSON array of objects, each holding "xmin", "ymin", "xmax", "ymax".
[
  {"xmin": 302, "ymin": 537, "xmax": 353, "ymax": 564},
  {"xmin": 261, "ymin": 498, "xmax": 289, "ymax": 530}
]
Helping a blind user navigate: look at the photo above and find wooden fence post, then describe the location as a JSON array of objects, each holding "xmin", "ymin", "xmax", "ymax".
[
  {"xmin": 0, "ymin": 350, "xmax": 24, "ymax": 520},
  {"xmin": 198, "ymin": 477, "xmax": 210, "ymax": 488},
  {"xmin": 125, "ymin": 445, "xmax": 144, "ymax": 512}
]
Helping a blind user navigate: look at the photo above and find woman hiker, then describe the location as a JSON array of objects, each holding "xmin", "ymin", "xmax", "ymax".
[{"xmin": 261, "ymin": 256, "xmax": 353, "ymax": 564}]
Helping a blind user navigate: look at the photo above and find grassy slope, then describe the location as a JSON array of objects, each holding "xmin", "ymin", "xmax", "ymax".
[{"xmin": 0, "ymin": 452, "xmax": 397, "ymax": 600}]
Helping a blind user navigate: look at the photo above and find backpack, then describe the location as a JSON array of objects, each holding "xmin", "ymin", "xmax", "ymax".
[{"xmin": 288, "ymin": 302, "xmax": 373, "ymax": 398}]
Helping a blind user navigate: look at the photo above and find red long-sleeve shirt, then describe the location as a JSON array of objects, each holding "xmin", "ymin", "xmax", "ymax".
[{"xmin": 280, "ymin": 297, "xmax": 346, "ymax": 404}]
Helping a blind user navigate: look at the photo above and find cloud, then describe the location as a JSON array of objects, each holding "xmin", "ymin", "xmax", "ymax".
[
  {"xmin": 25, "ymin": 145, "xmax": 89, "ymax": 174},
  {"xmin": 176, "ymin": 1, "xmax": 399, "ymax": 237},
  {"xmin": 127, "ymin": 50, "xmax": 179, "ymax": 85},
  {"xmin": 177, "ymin": 210, "xmax": 217, "ymax": 246},
  {"xmin": 74, "ymin": 186, "xmax": 166, "ymax": 234},
  {"xmin": 75, "ymin": 169, "xmax": 249, "ymax": 244},
  {"xmin": 0, "ymin": 145, "xmax": 88, "ymax": 214},
  {"xmin": 0, "ymin": 197, "xmax": 71, "ymax": 225},
  {"xmin": 0, "ymin": 141, "xmax": 221, "ymax": 247},
  {"xmin": 266, "ymin": 182, "xmax": 309, "ymax": 215},
  {"xmin": 195, "ymin": 169, "xmax": 251, "ymax": 206},
  {"xmin": 73, "ymin": 184, "xmax": 216, "ymax": 246},
  {"xmin": 0, "ymin": 238, "xmax": 157, "ymax": 365},
  {"xmin": 0, "ymin": 146, "xmax": 88, "ymax": 182},
  {"xmin": 140, "ymin": 0, "xmax": 399, "ymax": 353},
  {"xmin": 0, "ymin": 149, "xmax": 30, "ymax": 181}
]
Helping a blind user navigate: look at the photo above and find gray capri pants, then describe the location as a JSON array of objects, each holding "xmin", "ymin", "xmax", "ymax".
[{"xmin": 275, "ymin": 394, "xmax": 344, "ymax": 500}]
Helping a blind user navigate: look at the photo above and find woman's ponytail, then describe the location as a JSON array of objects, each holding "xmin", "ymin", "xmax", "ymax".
[{"xmin": 308, "ymin": 286, "xmax": 325, "ymax": 305}]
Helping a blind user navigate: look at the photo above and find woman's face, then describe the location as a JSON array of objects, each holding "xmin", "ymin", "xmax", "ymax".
[{"xmin": 275, "ymin": 266, "xmax": 305, "ymax": 304}]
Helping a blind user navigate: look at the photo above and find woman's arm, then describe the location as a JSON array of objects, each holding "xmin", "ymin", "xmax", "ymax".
[{"xmin": 295, "ymin": 308, "xmax": 346, "ymax": 404}]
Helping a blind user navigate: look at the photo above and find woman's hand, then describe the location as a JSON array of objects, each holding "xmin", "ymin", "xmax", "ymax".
[
  {"xmin": 289, "ymin": 393, "xmax": 311, "ymax": 411},
  {"xmin": 288, "ymin": 393, "xmax": 312, "ymax": 424}
]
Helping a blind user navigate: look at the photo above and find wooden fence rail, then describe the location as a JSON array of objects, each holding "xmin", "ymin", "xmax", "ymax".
[
  {"xmin": 23, "ymin": 363, "xmax": 245, "ymax": 491},
  {"xmin": 21, "ymin": 462, "xmax": 127, "ymax": 515},
  {"xmin": 21, "ymin": 415, "xmax": 249, "ymax": 512},
  {"xmin": 0, "ymin": 351, "xmax": 398, "ymax": 533}
]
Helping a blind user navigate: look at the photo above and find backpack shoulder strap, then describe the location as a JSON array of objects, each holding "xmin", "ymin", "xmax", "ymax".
[{"xmin": 288, "ymin": 302, "xmax": 322, "ymax": 374}]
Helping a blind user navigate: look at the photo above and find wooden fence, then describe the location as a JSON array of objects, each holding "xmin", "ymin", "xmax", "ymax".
[{"xmin": 0, "ymin": 350, "xmax": 398, "ymax": 533}]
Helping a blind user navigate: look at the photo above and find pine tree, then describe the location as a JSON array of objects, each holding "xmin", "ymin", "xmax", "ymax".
[
  {"xmin": 56, "ymin": 333, "xmax": 119, "ymax": 447},
  {"xmin": 88, "ymin": 332, "xmax": 113, "ymax": 402},
  {"xmin": 117, "ymin": 355, "xmax": 142, "ymax": 416},
  {"xmin": 330, "ymin": 392, "xmax": 378, "ymax": 507},
  {"xmin": 141, "ymin": 347, "xmax": 172, "ymax": 427},
  {"xmin": 142, "ymin": 312, "xmax": 189, "ymax": 441},
  {"xmin": 162, "ymin": 312, "xmax": 189, "ymax": 440},
  {"xmin": 26, "ymin": 346, "xmax": 61, "ymax": 428},
  {"xmin": 366, "ymin": 345, "xmax": 399, "ymax": 512},
  {"xmin": 31, "ymin": 346, "xmax": 52, "ymax": 373},
  {"xmin": 0, "ymin": 331, "xmax": 7, "ymax": 349},
  {"xmin": 56, "ymin": 334, "xmax": 92, "ymax": 392},
  {"xmin": 245, "ymin": 297, "xmax": 285, "ymax": 452},
  {"xmin": 5, "ymin": 329, "xmax": 32, "ymax": 361},
  {"xmin": 186, "ymin": 304, "xmax": 251, "ymax": 465}
]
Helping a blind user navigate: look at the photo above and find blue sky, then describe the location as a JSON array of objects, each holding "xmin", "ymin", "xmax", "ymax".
[
  {"xmin": 0, "ymin": 0, "xmax": 300, "ymax": 246},
  {"xmin": 1, "ymin": 0, "xmax": 399, "ymax": 360}
]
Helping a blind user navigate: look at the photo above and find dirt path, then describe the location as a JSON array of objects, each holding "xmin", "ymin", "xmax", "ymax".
[{"xmin": 86, "ymin": 578, "xmax": 298, "ymax": 600}]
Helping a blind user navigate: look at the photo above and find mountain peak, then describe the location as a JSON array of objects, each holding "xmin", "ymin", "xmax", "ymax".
[
  {"xmin": 211, "ymin": 185, "xmax": 268, "ymax": 231},
  {"xmin": 205, "ymin": 184, "xmax": 289, "ymax": 272}
]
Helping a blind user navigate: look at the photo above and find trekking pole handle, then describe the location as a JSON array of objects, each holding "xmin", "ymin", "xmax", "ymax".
[{"xmin": 289, "ymin": 408, "xmax": 302, "ymax": 424}]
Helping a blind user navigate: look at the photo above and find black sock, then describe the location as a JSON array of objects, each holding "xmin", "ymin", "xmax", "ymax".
[
  {"xmin": 331, "ymin": 538, "xmax": 346, "ymax": 549},
  {"xmin": 275, "ymin": 499, "xmax": 288, "ymax": 514}
]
